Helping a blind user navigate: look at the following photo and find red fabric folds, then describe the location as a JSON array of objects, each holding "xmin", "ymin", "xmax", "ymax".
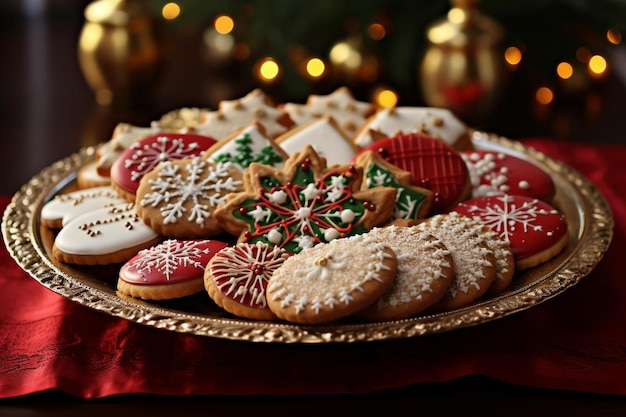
[{"xmin": 1, "ymin": 138, "xmax": 625, "ymax": 398}]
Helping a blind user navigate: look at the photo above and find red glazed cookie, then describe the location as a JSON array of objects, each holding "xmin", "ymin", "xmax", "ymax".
[
  {"xmin": 354, "ymin": 133, "xmax": 471, "ymax": 214},
  {"xmin": 110, "ymin": 133, "xmax": 217, "ymax": 202},
  {"xmin": 452, "ymin": 195, "xmax": 569, "ymax": 271},
  {"xmin": 118, "ymin": 239, "xmax": 228, "ymax": 300},
  {"xmin": 205, "ymin": 242, "xmax": 291, "ymax": 320},
  {"xmin": 461, "ymin": 150, "xmax": 555, "ymax": 201}
]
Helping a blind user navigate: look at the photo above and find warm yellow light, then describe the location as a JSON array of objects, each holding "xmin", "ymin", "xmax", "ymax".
[
  {"xmin": 329, "ymin": 42, "xmax": 362, "ymax": 69},
  {"xmin": 257, "ymin": 58, "xmax": 280, "ymax": 81},
  {"xmin": 535, "ymin": 87, "xmax": 554, "ymax": 105},
  {"xmin": 607, "ymin": 27, "xmax": 622, "ymax": 45},
  {"xmin": 374, "ymin": 89, "xmax": 398, "ymax": 108},
  {"xmin": 556, "ymin": 62, "xmax": 573, "ymax": 79},
  {"xmin": 368, "ymin": 23, "xmax": 386, "ymax": 40},
  {"xmin": 504, "ymin": 46, "xmax": 522, "ymax": 66},
  {"xmin": 588, "ymin": 55, "xmax": 607, "ymax": 75},
  {"xmin": 162, "ymin": 2, "xmax": 180, "ymax": 20},
  {"xmin": 214, "ymin": 15, "xmax": 234, "ymax": 35},
  {"xmin": 447, "ymin": 7, "xmax": 466, "ymax": 24},
  {"xmin": 306, "ymin": 58, "xmax": 325, "ymax": 78}
]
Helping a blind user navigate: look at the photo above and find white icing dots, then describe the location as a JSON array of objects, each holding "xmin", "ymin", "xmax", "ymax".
[{"xmin": 340, "ymin": 209, "xmax": 355, "ymax": 223}]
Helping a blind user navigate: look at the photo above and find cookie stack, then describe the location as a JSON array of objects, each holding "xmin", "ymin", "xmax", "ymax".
[{"xmin": 41, "ymin": 87, "xmax": 569, "ymax": 322}]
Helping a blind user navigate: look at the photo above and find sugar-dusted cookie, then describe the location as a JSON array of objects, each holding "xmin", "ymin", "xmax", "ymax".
[
  {"xmin": 356, "ymin": 225, "xmax": 454, "ymax": 321},
  {"xmin": 136, "ymin": 157, "xmax": 244, "ymax": 239},
  {"xmin": 52, "ymin": 203, "xmax": 162, "ymax": 265},
  {"xmin": 194, "ymin": 89, "xmax": 294, "ymax": 140},
  {"xmin": 281, "ymin": 87, "xmax": 375, "ymax": 137},
  {"xmin": 354, "ymin": 150, "xmax": 434, "ymax": 221},
  {"xmin": 275, "ymin": 116, "xmax": 360, "ymax": 167},
  {"xmin": 205, "ymin": 242, "xmax": 291, "ymax": 320},
  {"xmin": 452, "ymin": 195, "xmax": 569, "ymax": 271},
  {"xmin": 266, "ymin": 234, "xmax": 398, "ymax": 324},
  {"xmin": 416, "ymin": 213, "xmax": 497, "ymax": 311},
  {"xmin": 41, "ymin": 185, "xmax": 127, "ymax": 229},
  {"xmin": 204, "ymin": 121, "xmax": 288, "ymax": 171},
  {"xmin": 118, "ymin": 239, "xmax": 228, "ymax": 300},
  {"xmin": 353, "ymin": 106, "xmax": 473, "ymax": 150},
  {"xmin": 461, "ymin": 150, "xmax": 556, "ymax": 201},
  {"xmin": 214, "ymin": 145, "xmax": 397, "ymax": 254},
  {"xmin": 110, "ymin": 133, "xmax": 217, "ymax": 202},
  {"xmin": 77, "ymin": 161, "xmax": 112, "ymax": 189},
  {"xmin": 354, "ymin": 133, "xmax": 471, "ymax": 214}
]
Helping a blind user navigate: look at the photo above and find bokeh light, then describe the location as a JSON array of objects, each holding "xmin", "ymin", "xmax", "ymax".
[
  {"xmin": 373, "ymin": 88, "xmax": 398, "ymax": 108},
  {"xmin": 162, "ymin": 2, "xmax": 180, "ymax": 20},
  {"xmin": 214, "ymin": 15, "xmax": 234, "ymax": 35},
  {"xmin": 256, "ymin": 57, "xmax": 280, "ymax": 82},
  {"xmin": 305, "ymin": 58, "xmax": 326, "ymax": 78},
  {"xmin": 367, "ymin": 23, "xmax": 386, "ymax": 40},
  {"xmin": 535, "ymin": 87, "xmax": 554, "ymax": 104},
  {"xmin": 504, "ymin": 46, "xmax": 522, "ymax": 66},
  {"xmin": 588, "ymin": 55, "xmax": 607, "ymax": 76},
  {"xmin": 556, "ymin": 62, "xmax": 573, "ymax": 79}
]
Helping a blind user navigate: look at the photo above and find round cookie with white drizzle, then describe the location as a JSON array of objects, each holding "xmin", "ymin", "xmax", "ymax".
[{"xmin": 266, "ymin": 234, "xmax": 398, "ymax": 324}]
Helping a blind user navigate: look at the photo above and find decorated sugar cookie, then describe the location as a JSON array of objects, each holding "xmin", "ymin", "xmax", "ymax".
[
  {"xmin": 77, "ymin": 161, "xmax": 112, "ymax": 189},
  {"xmin": 461, "ymin": 150, "xmax": 556, "ymax": 201},
  {"xmin": 354, "ymin": 133, "xmax": 471, "ymax": 214},
  {"xmin": 353, "ymin": 106, "xmax": 473, "ymax": 150},
  {"xmin": 118, "ymin": 239, "xmax": 228, "ymax": 300},
  {"xmin": 214, "ymin": 145, "xmax": 397, "ymax": 254},
  {"xmin": 452, "ymin": 195, "xmax": 569, "ymax": 270},
  {"xmin": 275, "ymin": 116, "xmax": 360, "ymax": 167},
  {"xmin": 266, "ymin": 235, "xmax": 398, "ymax": 324},
  {"xmin": 205, "ymin": 242, "xmax": 291, "ymax": 320},
  {"xmin": 354, "ymin": 150, "xmax": 434, "ymax": 221},
  {"xmin": 136, "ymin": 157, "xmax": 244, "ymax": 239},
  {"xmin": 110, "ymin": 133, "xmax": 217, "ymax": 202},
  {"xmin": 158, "ymin": 107, "xmax": 209, "ymax": 131}
]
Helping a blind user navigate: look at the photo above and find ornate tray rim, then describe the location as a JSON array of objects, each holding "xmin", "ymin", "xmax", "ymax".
[{"xmin": 1, "ymin": 132, "xmax": 614, "ymax": 343}]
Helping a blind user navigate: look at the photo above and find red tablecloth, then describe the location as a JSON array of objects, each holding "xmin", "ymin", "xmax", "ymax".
[{"xmin": 1, "ymin": 139, "xmax": 625, "ymax": 399}]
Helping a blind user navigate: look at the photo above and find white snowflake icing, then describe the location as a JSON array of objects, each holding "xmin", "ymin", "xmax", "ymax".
[
  {"xmin": 125, "ymin": 136, "xmax": 202, "ymax": 181},
  {"xmin": 129, "ymin": 239, "xmax": 211, "ymax": 280}
]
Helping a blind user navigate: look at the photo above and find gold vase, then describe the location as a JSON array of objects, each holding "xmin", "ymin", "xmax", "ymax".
[
  {"xmin": 419, "ymin": 0, "xmax": 507, "ymax": 124},
  {"xmin": 78, "ymin": 0, "xmax": 163, "ymax": 107}
]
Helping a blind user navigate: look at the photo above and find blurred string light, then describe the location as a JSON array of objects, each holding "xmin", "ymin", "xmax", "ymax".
[
  {"xmin": 373, "ymin": 88, "xmax": 398, "ymax": 108},
  {"xmin": 607, "ymin": 27, "xmax": 622, "ymax": 45},
  {"xmin": 255, "ymin": 57, "xmax": 280, "ymax": 82},
  {"xmin": 556, "ymin": 62, "xmax": 573, "ymax": 80},
  {"xmin": 305, "ymin": 57, "xmax": 326, "ymax": 78},
  {"xmin": 588, "ymin": 55, "xmax": 607, "ymax": 77},
  {"xmin": 367, "ymin": 23, "xmax": 386, "ymax": 40},
  {"xmin": 535, "ymin": 86, "xmax": 554, "ymax": 105},
  {"xmin": 214, "ymin": 15, "xmax": 234, "ymax": 34},
  {"xmin": 504, "ymin": 46, "xmax": 522, "ymax": 67},
  {"xmin": 162, "ymin": 2, "xmax": 180, "ymax": 20}
]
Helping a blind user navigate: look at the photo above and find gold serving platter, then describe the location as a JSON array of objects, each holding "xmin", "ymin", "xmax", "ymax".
[{"xmin": 2, "ymin": 131, "xmax": 614, "ymax": 343}]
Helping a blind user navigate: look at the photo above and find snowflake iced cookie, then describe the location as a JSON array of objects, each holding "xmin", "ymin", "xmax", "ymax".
[
  {"xmin": 355, "ymin": 225, "xmax": 454, "ymax": 321},
  {"xmin": 280, "ymin": 87, "xmax": 375, "ymax": 137},
  {"xmin": 354, "ymin": 150, "xmax": 434, "ymax": 221},
  {"xmin": 352, "ymin": 106, "xmax": 473, "ymax": 150},
  {"xmin": 266, "ymin": 235, "xmax": 398, "ymax": 324},
  {"xmin": 213, "ymin": 145, "xmax": 398, "ymax": 254},
  {"xmin": 461, "ymin": 150, "xmax": 556, "ymax": 201},
  {"xmin": 41, "ymin": 185, "xmax": 127, "ymax": 229},
  {"xmin": 275, "ymin": 116, "xmax": 360, "ymax": 167},
  {"xmin": 203, "ymin": 121, "xmax": 288, "ymax": 172},
  {"xmin": 110, "ymin": 133, "xmax": 217, "ymax": 202},
  {"xmin": 194, "ymin": 89, "xmax": 295, "ymax": 140},
  {"xmin": 416, "ymin": 213, "xmax": 497, "ymax": 311},
  {"xmin": 354, "ymin": 133, "xmax": 471, "ymax": 214},
  {"xmin": 52, "ymin": 203, "xmax": 162, "ymax": 265},
  {"xmin": 452, "ymin": 195, "xmax": 568, "ymax": 270},
  {"xmin": 136, "ymin": 157, "xmax": 244, "ymax": 239},
  {"xmin": 205, "ymin": 242, "xmax": 291, "ymax": 320},
  {"xmin": 117, "ymin": 239, "xmax": 228, "ymax": 300}
]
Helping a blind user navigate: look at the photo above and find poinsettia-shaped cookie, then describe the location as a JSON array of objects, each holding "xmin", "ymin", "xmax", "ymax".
[{"xmin": 214, "ymin": 145, "xmax": 397, "ymax": 254}]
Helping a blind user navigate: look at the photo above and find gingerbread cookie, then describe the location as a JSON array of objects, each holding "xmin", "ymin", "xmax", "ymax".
[
  {"xmin": 158, "ymin": 107, "xmax": 209, "ymax": 131},
  {"xmin": 204, "ymin": 242, "xmax": 291, "ymax": 320},
  {"xmin": 354, "ymin": 133, "xmax": 471, "ymax": 214},
  {"xmin": 461, "ymin": 150, "xmax": 556, "ymax": 201},
  {"xmin": 416, "ymin": 213, "xmax": 497, "ymax": 311},
  {"xmin": 356, "ymin": 226, "xmax": 454, "ymax": 321},
  {"xmin": 136, "ymin": 157, "xmax": 244, "ymax": 239},
  {"xmin": 353, "ymin": 106, "xmax": 473, "ymax": 150},
  {"xmin": 354, "ymin": 150, "xmax": 434, "ymax": 221},
  {"xmin": 452, "ymin": 195, "xmax": 569, "ymax": 270},
  {"xmin": 110, "ymin": 133, "xmax": 217, "ymax": 202},
  {"xmin": 214, "ymin": 145, "xmax": 397, "ymax": 254},
  {"xmin": 118, "ymin": 239, "xmax": 228, "ymax": 300},
  {"xmin": 41, "ymin": 185, "xmax": 127, "ymax": 229},
  {"xmin": 52, "ymin": 203, "xmax": 161, "ymax": 265},
  {"xmin": 266, "ymin": 234, "xmax": 398, "ymax": 324}
]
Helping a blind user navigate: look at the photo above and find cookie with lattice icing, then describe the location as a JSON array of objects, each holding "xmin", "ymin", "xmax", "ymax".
[
  {"xmin": 136, "ymin": 157, "xmax": 244, "ymax": 238},
  {"xmin": 117, "ymin": 239, "xmax": 228, "ymax": 300},
  {"xmin": 355, "ymin": 225, "xmax": 454, "ymax": 321},
  {"xmin": 213, "ymin": 145, "xmax": 397, "ymax": 254},
  {"xmin": 266, "ymin": 234, "xmax": 398, "ymax": 324},
  {"xmin": 205, "ymin": 242, "xmax": 291, "ymax": 320}
]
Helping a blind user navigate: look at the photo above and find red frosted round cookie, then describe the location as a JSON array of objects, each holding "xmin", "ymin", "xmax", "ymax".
[
  {"xmin": 118, "ymin": 239, "xmax": 228, "ymax": 300},
  {"xmin": 110, "ymin": 133, "xmax": 217, "ymax": 202},
  {"xmin": 452, "ymin": 195, "xmax": 568, "ymax": 270},
  {"xmin": 461, "ymin": 150, "xmax": 555, "ymax": 201},
  {"xmin": 354, "ymin": 133, "xmax": 470, "ymax": 213}
]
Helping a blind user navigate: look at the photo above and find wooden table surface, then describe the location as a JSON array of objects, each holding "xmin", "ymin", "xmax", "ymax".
[{"xmin": 1, "ymin": 3, "xmax": 625, "ymax": 415}]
